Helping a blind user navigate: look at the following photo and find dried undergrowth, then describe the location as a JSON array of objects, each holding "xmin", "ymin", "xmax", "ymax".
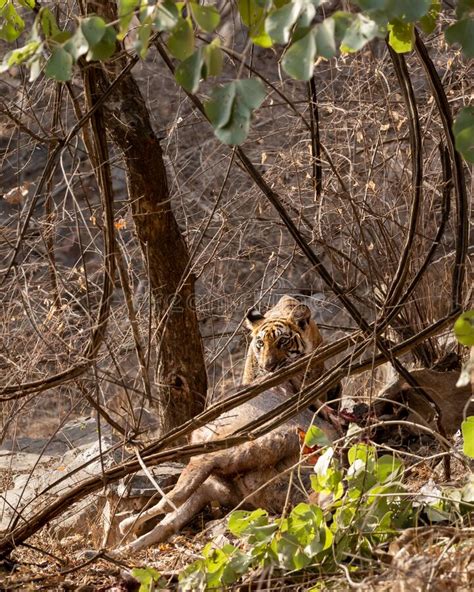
[{"xmin": 0, "ymin": 3, "xmax": 472, "ymax": 590}]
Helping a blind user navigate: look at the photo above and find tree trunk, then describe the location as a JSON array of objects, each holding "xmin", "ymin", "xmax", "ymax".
[
  {"xmin": 84, "ymin": 3, "xmax": 207, "ymax": 433},
  {"xmin": 107, "ymin": 73, "xmax": 207, "ymax": 431}
]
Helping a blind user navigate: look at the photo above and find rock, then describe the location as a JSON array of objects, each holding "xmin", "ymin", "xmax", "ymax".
[
  {"xmin": 116, "ymin": 463, "xmax": 184, "ymax": 498},
  {"xmin": 1, "ymin": 413, "xmax": 185, "ymax": 546},
  {"xmin": 0, "ymin": 416, "xmax": 120, "ymax": 535},
  {"xmin": 1, "ymin": 416, "xmax": 114, "ymax": 456},
  {"xmin": 0, "ymin": 450, "xmax": 53, "ymax": 471}
]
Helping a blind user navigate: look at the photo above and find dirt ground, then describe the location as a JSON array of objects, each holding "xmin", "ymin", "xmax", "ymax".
[{"xmin": 1, "ymin": 3, "xmax": 473, "ymax": 591}]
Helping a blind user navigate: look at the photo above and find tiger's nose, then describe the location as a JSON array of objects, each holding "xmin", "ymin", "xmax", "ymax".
[{"xmin": 264, "ymin": 359, "xmax": 279, "ymax": 372}]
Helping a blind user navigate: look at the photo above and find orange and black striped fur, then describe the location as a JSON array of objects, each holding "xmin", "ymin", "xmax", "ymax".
[{"xmin": 243, "ymin": 296, "xmax": 326, "ymax": 393}]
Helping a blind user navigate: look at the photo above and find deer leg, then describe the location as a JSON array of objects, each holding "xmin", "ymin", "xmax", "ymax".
[
  {"xmin": 120, "ymin": 426, "xmax": 302, "ymax": 535},
  {"xmin": 121, "ymin": 427, "xmax": 302, "ymax": 535},
  {"xmin": 118, "ymin": 454, "xmax": 218, "ymax": 536},
  {"xmin": 120, "ymin": 426, "xmax": 320, "ymax": 539},
  {"xmin": 116, "ymin": 475, "xmax": 240, "ymax": 553},
  {"xmin": 212, "ymin": 427, "xmax": 301, "ymax": 476}
]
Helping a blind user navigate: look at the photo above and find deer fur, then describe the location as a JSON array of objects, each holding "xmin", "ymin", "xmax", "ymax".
[{"xmin": 116, "ymin": 385, "xmax": 337, "ymax": 553}]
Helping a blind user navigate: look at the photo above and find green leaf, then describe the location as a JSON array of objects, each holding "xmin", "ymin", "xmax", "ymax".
[
  {"xmin": 340, "ymin": 13, "xmax": 381, "ymax": 53},
  {"xmin": 134, "ymin": 5, "xmax": 157, "ymax": 58},
  {"xmin": 454, "ymin": 309, "xmax": 474, "ymax": 346},
  {"xmin": 320, "ymin": 524, "xmax": 334, "ymax": 551},
  {"xmin": 296, "ymin": 1, "xmax": 316, "ymax": 28},
  {"xmin": 355, "ymin": 0, "xmax": 431, "ymax": 23},
  {"xmin": 445, "ymin": 18, "xmax": 474, "ymax": 58},
  {"xmin": 39, "ymin": 7, "xmax": 60, "ymax": 38},
  {"xmin": 424, "ymin": 504, "xmax": 450, "ymax": 522},
  {"xmin": 175, "ymin": 48, "xmax": 204, "ymax": 93},
  {"xmin": 117, "ymin": 0, "xmax": 140, "ymax": 40},
  {"xmin": 245, "ymin": 521, "xmax": 279, "ymax": 544},
  {"xmin": 238, "ymin": 0, "xmax": 272, "ymax": 47},
  {"xmin": 203, "ymin": 41, "xmax": 223, "ymax": 77},
  {"xmin": 375, "ymin": 455, "xmax": 403, "ymax": 483},
  {"xmin": 288, "ymin": 503, "xmax": 324, "ymax": 534},
  {"xmin": 203, "ymin": 547, "xmax": 231, "ymax": 588},
  {"xmin": 154, "ymin": 0, "xmax": 179, "ymax": 31},
  {"xmin": 304, "ymin": 524, "xmax": 333, "ymax": 557},
  {"xmin": 282, "ymin": 29, "xmax": 316, "ymax": 80},
  {"xmin": 81, "ymin": 16, "xmax": 106, "ymax": 47},
  {"xmin": 265, "ymin": 2, "xmax": 301, "ymax": 44},
  {"xmin": 168, "ymin": 17, "xmax": 194, "ymax": 60},
  {"xmin": 251, "ymin": 28, "xmax": 273, "ymax": 47},
  {"xmin": 388, "ymin": 20, "xmax": 414, "ymax": 53},
  {"xmin": 227, "ymin": 508, "xmax": 268, "ymax": 536},
  {"xmin": 86, "ymin": 25, "xmax": 116, "ymax": 61},
  {"xmin": 52, "ymin": 31, "xmax": 72, "ymax": 44},
  {"xmin": 0, "ymin": 40, "xmax": 41, "ymax": 73},
  {"xmin": 45, "ymin": 46, "xmax": 73, "ymax": 82},
  {"xmin": 237, "ymin": 0, "xmax": 262, "ymax": 27},
  {"xmin": 234, "ymin": 78, "xmax": 266, "ymax": 110},
  {"xmin": 205, "ymin": 79, "xmax": 265, "ymax": 145},
  {"xmin": 419, "ymin": 1, "xmax": 441, "ymax": 34},
  {"xmin": 223, "ymin": 548, "xmax": 252, "ymax": 584},
  {"xmin": 304, "ymin": 424, "xmax": 332, "ymax": 448},
  {"xmin": 389, "ymin": 0, "xmax": 431, "ymax": 22},
  {"xmin": 348, "ymin": 443, "xmax": 376, "ymax": 466},
  {"xmin": 210, "ymin": 94, "xmax": 250, "ymax": 144},
  {"xmin": 136, "ymin": 21, "xmax": 152, "ymax": 58},
  {"xmin": 456, "ymin": 0, "xmax": 474, "ymax": 19},
  {"xmin": 276, "ymin": 532, "xmax": 310, "ymax": 571},
  {"xmin": 332, "ymin": 11, "xmax": 353, "ymax": 43},
  {"xmin": 353, "ymin": 0, "xmax": 388, "ymax": 10},
  {"xmin": 190, "ymin": 2, "xmax": 220, "ymax": 33},
  {"xmin": 205, "ymin": 83, "xmax": 237, "ymax": 129},
  {"xmin": 18, "ymin": 0, "xmax": 35, "ymax": 8},
  {"xmin": 63, "ymin": 28, "xmax": 89, "ymax": 60},
  {"xmin": 131, "ymin": 566, "xmax": 162, "ymax": 592},
  {"xmin": 0, "ymin": 2, "xmax": 24, "ymax": 42},
  {"xmin": 314, "ymin": 17, "xmax": 337, "ymax": 59}
]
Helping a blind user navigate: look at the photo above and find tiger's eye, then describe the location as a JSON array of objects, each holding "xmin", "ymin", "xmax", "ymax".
[{"xmin": 255, "ymin": 339, "xmax": 264, "ymax": 349}]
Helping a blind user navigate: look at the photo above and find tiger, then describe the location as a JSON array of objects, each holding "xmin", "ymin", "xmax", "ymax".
[{"xmin": 242, "ymin": 296, "xmax": 328, "ymax": 394}]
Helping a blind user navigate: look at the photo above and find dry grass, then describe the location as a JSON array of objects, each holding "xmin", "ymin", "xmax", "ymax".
[{"xmin": 0, "ymin": 3, "xmax": 472, "ymax": 589}]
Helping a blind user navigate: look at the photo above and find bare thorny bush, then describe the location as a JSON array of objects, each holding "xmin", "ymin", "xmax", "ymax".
[{"xmin": 0, "ymin": 1, "xmax": 472, "ymax": 567}]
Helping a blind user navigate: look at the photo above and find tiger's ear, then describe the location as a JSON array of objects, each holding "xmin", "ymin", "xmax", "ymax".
[
  {"xmin": 245, "ymin": 308, "xmax": 265, "ymax": 330},
  {"xmin": 290, "ymin": 303, "xmax": 312, "ymax": 330}
]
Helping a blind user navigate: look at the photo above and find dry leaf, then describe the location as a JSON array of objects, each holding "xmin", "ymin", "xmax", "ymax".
[
  {"xmin": 366, "ymin": 180, "xmax": 376, "ymax": 192},
  {"xmin": 115, "ymin": 217, "xmax": 127, "ymax": 230},
  {"xmin": 3, "ymin": 182, "xmax": 30, "ymax": 205},
  {"xmin": 297, "ymin": 427, "xmax": 320, "ymax": 465}
]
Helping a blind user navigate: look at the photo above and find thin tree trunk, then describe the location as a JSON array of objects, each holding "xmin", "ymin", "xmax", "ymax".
[
  {"xmin": 109, "ymin": 73, "xmax": 207, "ymax": 430},
  {"xmin": 83, "ymin": 2, "xmax": 207, "ymax": 433}
]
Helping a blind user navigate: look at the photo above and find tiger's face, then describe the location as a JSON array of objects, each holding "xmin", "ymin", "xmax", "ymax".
[
  {"xmin": 245, "ymin": 298, "xmax": 322, "ymax": 377},
  {"xmin": 248, "ymin": 317, "xmax": 310, "ymax": 375}
]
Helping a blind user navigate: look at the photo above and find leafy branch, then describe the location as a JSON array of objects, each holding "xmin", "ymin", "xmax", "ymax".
[
  {"xmin": 178, "ymin": 441, "xmax": 474, "ymax": 590},
  {"xmin": 0, "ymin": 0, "xmax": 472, "ymax": 155}
]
